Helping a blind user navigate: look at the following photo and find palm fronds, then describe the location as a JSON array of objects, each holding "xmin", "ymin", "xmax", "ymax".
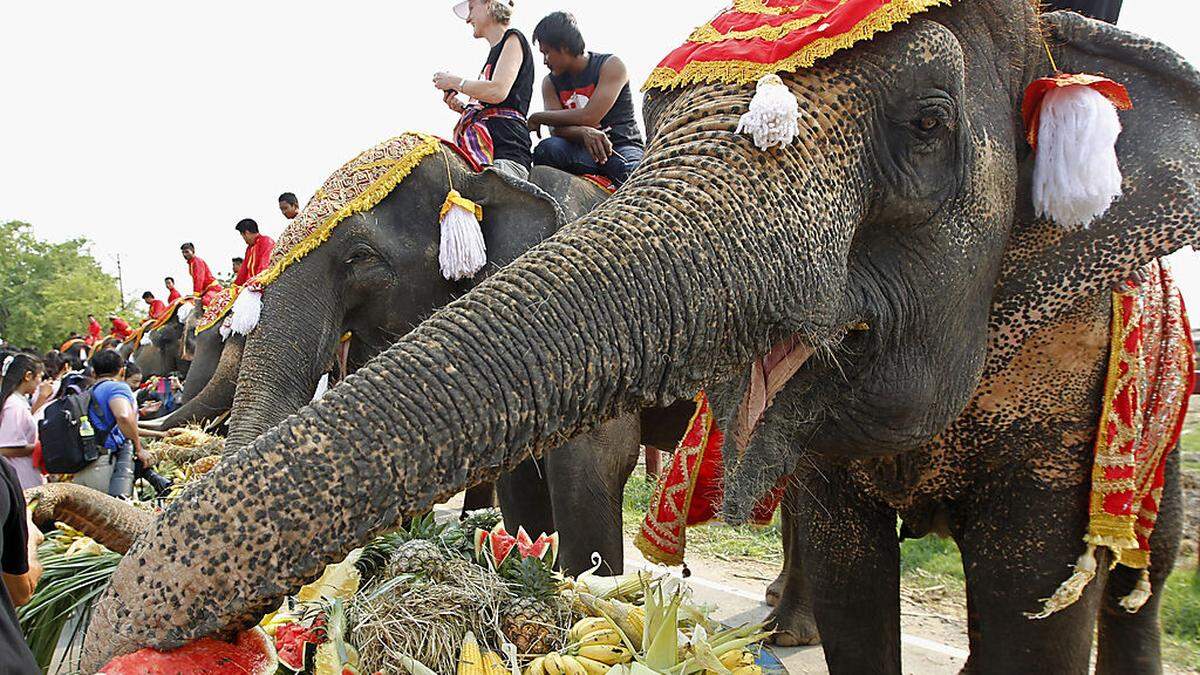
[{"xmin": 17, "ymin": 529, "xmax": 120, "ymax": 670}]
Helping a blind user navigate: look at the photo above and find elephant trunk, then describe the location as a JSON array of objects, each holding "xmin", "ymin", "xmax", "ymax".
[
  {"xmin": 223, "ymin": 278, "xmax": 341, "ymax": 450},
  {"xmin": 146, "ymin": 335, "xmax": 244, "ymax": 431},
  {"xmin": 82, "ymin": 89, "xmax": 864, "ymax": 667},
  {"xmin": 25, "ymin": 483, "xmax": 152, "ymax": 554}
]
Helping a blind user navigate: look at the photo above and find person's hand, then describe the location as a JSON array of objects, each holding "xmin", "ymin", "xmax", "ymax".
[
  {"xmin": 24, "ymin": 511, "xmax": 43, "ymax": 590},
  {"xmin": 443, "ymin": 90, "xmax": 465, "ymax": 114},
  {"xmin": 141, "ymin": 400, "xmax": 163, "ymax": 414},
  {"xmin": 433, "ymin": 72, "xmax": 463, "ymax": 92},
  {"xmin": 580, "ymin": 126, "xmax": 614, "ymax": 164},
  {"xmin": 527, "ymin": 115, "xmax": 543, "ymax": 138},
  {"xmin": 36, "ymin": 380, "xmax": 53, "ymax": 400},
  {"xmin": 137, "ymin": 447, "xmax": 157, "ymax": 468}
]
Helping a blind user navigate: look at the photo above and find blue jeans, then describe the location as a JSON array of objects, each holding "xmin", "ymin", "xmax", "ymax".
[{"xmin": 533, "ymin": 136, "xmax": 644, "ymax": 186}]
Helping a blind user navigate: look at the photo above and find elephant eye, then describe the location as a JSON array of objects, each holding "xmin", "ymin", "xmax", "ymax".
[
  {"xmin": 344, "ymin": 249, "xmax": 377, "ymax": 265},
  {"xmin": 916, "ymin": 115, "xmax": 941, "ymax": 132}
]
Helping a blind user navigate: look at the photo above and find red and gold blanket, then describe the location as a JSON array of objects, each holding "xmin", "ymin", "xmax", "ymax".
[
  {"xmin": 636, "ymin": 392, "xmax": 785, "ymax": 566},
  {"xmin": 644, "ymin": 0, "xmax": 949, "ymax": 91},
  {"xmin": 1034, "ymin": 260, "xmax": 1194, "ymax": 617}
]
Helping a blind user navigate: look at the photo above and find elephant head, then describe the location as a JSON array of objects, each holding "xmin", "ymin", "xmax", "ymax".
[
  {"xmin": 128, "ymin": 302, "xmax": 194, "ymax": 379},
  {"xmin": 82, "ymin": 1, "xmax": 1200, "ymax": 666},
  {"xmin": 222, "ymin": 152, "xmax": 604, "ymax": 451}
]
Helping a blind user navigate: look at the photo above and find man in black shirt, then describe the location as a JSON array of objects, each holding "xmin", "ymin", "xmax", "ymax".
[
  {"xmin": 1044, "ymin": 0, "xmax": 1121, "ymax": 23},
  {"xmin": 528, "ymin": 12, "xmax": 645, "ymax": 187},
  {"xmin": 1, "ymin": 460, "xmax": 42, "ymax": 673}
]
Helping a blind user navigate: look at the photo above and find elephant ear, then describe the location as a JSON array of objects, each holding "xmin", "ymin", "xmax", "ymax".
[
  {"xmin": 458, "ymin": 167, "xmax": 567, "ymax": 285},
  {"xmin": 995, "ymin": 11, "xmax": 1200, "ymax": 344}
]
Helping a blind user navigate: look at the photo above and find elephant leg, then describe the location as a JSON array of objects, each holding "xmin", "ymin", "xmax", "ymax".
[
  {"xmin": 547, "ymin": 415, "xmax": 641, "ymax": 576},
  {"xmin": 767, "ymin": 481, "xmax": 820, "ymax": 645},
  {"xmin": 794, "ymin": 470, "xmax": 900, "ymax": 674},
  {"xmin": 1095, "ymin": 449, "xmax": 1182, "ymax": 675},
  {"xmin": 496, "ymin": 461, "xmax": 554, "ymax": 536},
  {"xmin": 462, "ymin": 481, "xmax": 498, "ymax": 516},
  {"xmin": 955, "ymin": 465, "xmax": 1099, "ymax": 674}
]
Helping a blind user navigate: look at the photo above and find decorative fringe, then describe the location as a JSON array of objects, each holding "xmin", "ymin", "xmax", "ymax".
[
  {"xmin": 219, "ymin": 317, "xmax": 232, "ymax": 341},
  {"xmin": 229, "ymin": 287, "xmax": 263, "ymax": 336},
  {"xmin": 1031, "ymin": 84, "xmax": 1124, "ymax": 227},
  {"xmin": 643, "ymin": 0, "xmax": 951, "ymax": 91},
  {"xmin": 1027, "ymin": 544, "xmax": 1097, "ymax": 619},
  {"xmin": 1118, "ymin": 569, "xmax": 1153, "ymax": 613},
  {"xmin": 176, "ymin": 301, "xmax": 193, "ymax": 323},
  {"xmin": 438, "ymin": 190, "xmax": 487, "ymax": 281},
  {"xmin": 735, "ymin": 74, "xmax": 800, "ymax": 151}
]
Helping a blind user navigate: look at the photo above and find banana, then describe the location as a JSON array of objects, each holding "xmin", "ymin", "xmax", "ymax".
[
  {"xmin": 572, "ymin": 656, "xmax": 611, "ymax": 675},
  {"xmin": 718, "ymin": 649, "xmax": 755, "ymax": 669},
  {"xmin": 575, "ymin": 645, "xmax": 633, "ymax": 666},
  {"xmin": 558, "ymin": 655, "xmax": 588, "ymax": 675},
  {"xmin": 577, "ymin": 628, "xmax": 622, "ymax": 647},
  {"xmin": 568, "ymin": 617, "xmax": 612, "ymax": 642},
  {"xmin": 524, "ymin": 656, "xmax": 546, "ymax": 675},
  {"xmin": 543, "ymin": 652, "xmax": 566, "ymax": 675},
  {"xmin": 731, "ymin": 666, "xmax": 763, "ymax": 675}
]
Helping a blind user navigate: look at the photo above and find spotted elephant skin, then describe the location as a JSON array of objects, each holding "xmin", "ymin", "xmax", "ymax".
[{"xmin": 80, "ymin": 0, "xmax": 1200, "ymax": 669}]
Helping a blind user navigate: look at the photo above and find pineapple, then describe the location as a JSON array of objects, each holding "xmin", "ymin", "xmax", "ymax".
[
  {"xmin": 499, "ymin": 557, "xmax": 563, "ymax": 654},
  {"xmin": 391, "ymin": 539, "xmax": 446, "ymax": 577}
]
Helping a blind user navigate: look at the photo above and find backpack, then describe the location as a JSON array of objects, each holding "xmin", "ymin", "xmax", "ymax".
[{"xmin": 38, "ymin": 387, "xmax": 105, "ymax": 474}]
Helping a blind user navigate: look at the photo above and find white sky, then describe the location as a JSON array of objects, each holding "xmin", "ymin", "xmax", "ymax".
[{"xmin": 2, "ymin": 1, "xmax": 1198, "ymax": 313}]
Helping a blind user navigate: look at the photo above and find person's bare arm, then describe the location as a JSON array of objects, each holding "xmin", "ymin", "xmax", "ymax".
[
  {"xmin": 434, "ymin": 33, "xmax": 524, "ymax": 105},
  {"xmin": 2, "ymin": 512, "xmax": 44, "ymax": 607},
  {"xmin": 0, "ymin": 444, "xmax": 35, "ymax": 459},
  {"xmin": 109, "ymin": 397, "xmax": 153, "ymax": 466},
  {"xmin": 529, "ymin": 56, "xmax": 628, "ymax": 129},
  {"xmin": 552, "ymin": 126, "xmax": 614, "ymax": 164},
  {"xmin": 31, "ymin": 381, "xmax": 53, "ymax": 414},
  {"xmin": 528, "ymin": 76, "xmax": 563, "ymax": 136}
]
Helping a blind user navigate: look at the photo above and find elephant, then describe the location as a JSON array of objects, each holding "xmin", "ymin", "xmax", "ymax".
[
  {"xmin": 79, "ymin": 1, "xmax": 1200, "ymax": 672},
  {"xmin": 120, "ymin": 302, "xmax": 195, "ymax": 379}
]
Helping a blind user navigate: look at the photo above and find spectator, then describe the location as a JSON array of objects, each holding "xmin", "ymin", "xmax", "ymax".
[
  {"xmin": 279, "ymin": 192, "xmax": 300, "ymax": 220},
  {"xmin": 164, "ymin": 276, "xmax": 181, "ymax": 304},
  {"xmin": 233, "ymin": 219, "xmax": 276, "ymax": 287},
  {"xmin": 143, "ymin": 291, "xmax": 168, "ymax": 320},
  {"xmin": 108, "ymin": 314, "xmax": 132, "ymax": 341},
  {"xmin": 0, "ymin": 459, "xmax": 43, "ymax": 674},
  {"xmin": 529, "ymin": 12, "xmax": 644, "ymax": 186},
  {"xmin": 83, "ymin": 350, "xmax": 159, "ymax": 497},
  {"xmin": 436, "ymin": 0, "xmax": 535, "ymax": 180},
  {"xmin": 232, "ymin": 257, "xmax": 244, "ymax": 279},
  {"xmin": 124, "ymin": 361, "xmax": 143, "ymax": 391},
  {"xmin": 1044, "ymin": 0, "xmax": 1121, "ymax": 22},
  {"xmin": 0, "ymin": 354, "xmax": 48, "ymax": 490},
  {"xmin": 40, "ymin": 351, "xmax": 68, "ymax": 400},
  {"xmin": 86, "ymin": 314, "xmax": 103, "ymax": 346},
  {"xmin": 181, "ymin": 242, "xmax": 223, "ymax": 307}
]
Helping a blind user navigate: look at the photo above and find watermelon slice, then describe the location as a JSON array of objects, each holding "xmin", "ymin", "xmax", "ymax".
[
  {"xmin": 98, "ymin": 628, "xmax": 277, "ymax": 675},
  {"xmin": 275, "ymin": 615, "xmax": 327, "ymax": 671}
]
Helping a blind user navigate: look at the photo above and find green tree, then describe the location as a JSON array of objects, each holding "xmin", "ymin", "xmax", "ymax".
[{"xmin": 0, "ymin": 220, "xmax": 127, "ymax": 349}]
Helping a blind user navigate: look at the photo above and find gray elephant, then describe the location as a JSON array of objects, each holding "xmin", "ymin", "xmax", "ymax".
[
  {"xmin": 120, "ymin": 302, "xmax": 194, "ymax": 379},
  {"xmin": 81, "ymin": 1, "xmax": 1200, "ymax": 672}
]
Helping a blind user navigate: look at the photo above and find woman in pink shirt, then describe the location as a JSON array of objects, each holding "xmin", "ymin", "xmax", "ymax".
[{"xmin": 0, "ymin": 354, "xmax": 47, "ymax": 490}]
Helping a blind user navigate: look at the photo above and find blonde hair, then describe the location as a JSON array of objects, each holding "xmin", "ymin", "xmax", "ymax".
[{"xmin": 487, "ymin": 0, "xmax": 512, "ymax": 25}]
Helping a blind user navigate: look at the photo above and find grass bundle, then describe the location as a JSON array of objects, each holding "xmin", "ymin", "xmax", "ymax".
[{"xmin": 347, "ymin": 556, "xmax": 509, "ymax": 674}]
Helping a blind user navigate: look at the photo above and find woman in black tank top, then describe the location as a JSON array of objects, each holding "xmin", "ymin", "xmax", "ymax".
[{"xmin": 434, "ymin": 0, "xmax": 534, "ymax": 171}]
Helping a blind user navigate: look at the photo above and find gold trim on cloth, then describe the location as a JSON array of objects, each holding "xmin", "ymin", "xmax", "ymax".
[
  {"xmin": 689, "ymin": 2, "xmax": 848, "ymax": 43},
  {"xmin": 643, "ymin": 0, "xmax": 950, "ymax": 91}
]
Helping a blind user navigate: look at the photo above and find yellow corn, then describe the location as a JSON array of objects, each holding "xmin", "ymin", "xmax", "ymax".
[
  {"xmin": 719, "ymin": 649, "xmax": 755, "ymax": 669},
  {"xmin": 457, "ymin": 631, "xmax": 485, "ymax": 675},
  {"xmin": 731, "ymin": 666, "xmax": 763, "ymax": 675},
  {"xmin": 482, "ymin": 650, "xmax": 508, "ymax": 674}
]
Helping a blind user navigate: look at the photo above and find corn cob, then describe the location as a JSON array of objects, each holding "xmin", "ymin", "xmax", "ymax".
[{"xmin": 458, "ymin": 631, "xmax": 485, "ymax": 675}]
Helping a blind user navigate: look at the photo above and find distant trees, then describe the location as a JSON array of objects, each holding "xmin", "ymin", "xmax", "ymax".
[{"xmin": 0, "ymin": 220, "xmax": 127, "ymax": 349}]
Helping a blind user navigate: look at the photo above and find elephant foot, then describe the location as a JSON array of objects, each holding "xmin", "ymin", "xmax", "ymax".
[
  {"xmin": 765, "ymin": 570, "xmax": 785, "ymax": 607},
  {"xmin": 767, "ymin": 604, "xmax": 821, "ymax": 647}
]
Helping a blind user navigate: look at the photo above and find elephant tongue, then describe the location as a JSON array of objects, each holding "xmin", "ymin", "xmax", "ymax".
[{"xmin": 733, "ymin": 335, "xmax": 814, "ymax": 455}]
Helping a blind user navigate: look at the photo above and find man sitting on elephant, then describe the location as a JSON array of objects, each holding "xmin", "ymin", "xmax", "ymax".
[
  {"xmin": 528, "ymin": 12, "xmax": 644, "ymax": 187},
  {"xmin": 180, "ymin": 243, "xmax": 222, "ymax": 308},
  {"xmin": 142, "ymin": 292, "xmax": 168, "ymax": 321},
  {"xmin": 232, "ymin": 219, "xmax": 275, "ymax": 287}
]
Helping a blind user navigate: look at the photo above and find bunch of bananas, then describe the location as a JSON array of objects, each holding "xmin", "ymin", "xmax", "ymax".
[{"xmin": 523, "ymin": 647, "xmax": 632, "ymax": 675}]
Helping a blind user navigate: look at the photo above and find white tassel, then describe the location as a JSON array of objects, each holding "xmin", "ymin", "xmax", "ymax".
[
  {"xmin": 735, "ymin": 74, "xmax": 800, "ymax": 151},
  {"xmin": 1032, "ymin": 84, "xmax": 1124, "ymax": 227},
  {"xmin": 176, "ymin": 302, "xmax": 193, "ymax": 323},
  {"xmin": 439, "ymin": 190, "xmax": 487, "ymax": 281},
  {"xmin": 219, "ymin": 317, "xmax": 232, "ymax": 341},
  {"xmin": 229, "ymin": 287, "xmax": 263, "ymax": 336}
]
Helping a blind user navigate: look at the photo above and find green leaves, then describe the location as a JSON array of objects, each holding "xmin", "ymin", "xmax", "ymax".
[{"xmin": 0, "ymin": 220, "xmax": 124, "ymax": 348}]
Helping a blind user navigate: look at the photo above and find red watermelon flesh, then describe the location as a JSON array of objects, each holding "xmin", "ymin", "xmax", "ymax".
[
  {"xmin": 98, "ymin": 627, "xmax": 277, "ymax": 675},
  {"xmin": 487, "ymin": 524, "xmax": 518, "ymax": 566}
]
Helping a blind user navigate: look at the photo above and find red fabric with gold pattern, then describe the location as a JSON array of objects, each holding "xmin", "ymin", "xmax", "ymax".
[
  {"xmin": 1087, "ymin": 260, "xmax": 1193, "ymax": 568},
  {"xmin": 644, "ymin": 0, "xmax": 950, "ymax": 91},
  {"xmin": 636, "ymin": 392, "xmax": 784, "ymax": 566}
]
